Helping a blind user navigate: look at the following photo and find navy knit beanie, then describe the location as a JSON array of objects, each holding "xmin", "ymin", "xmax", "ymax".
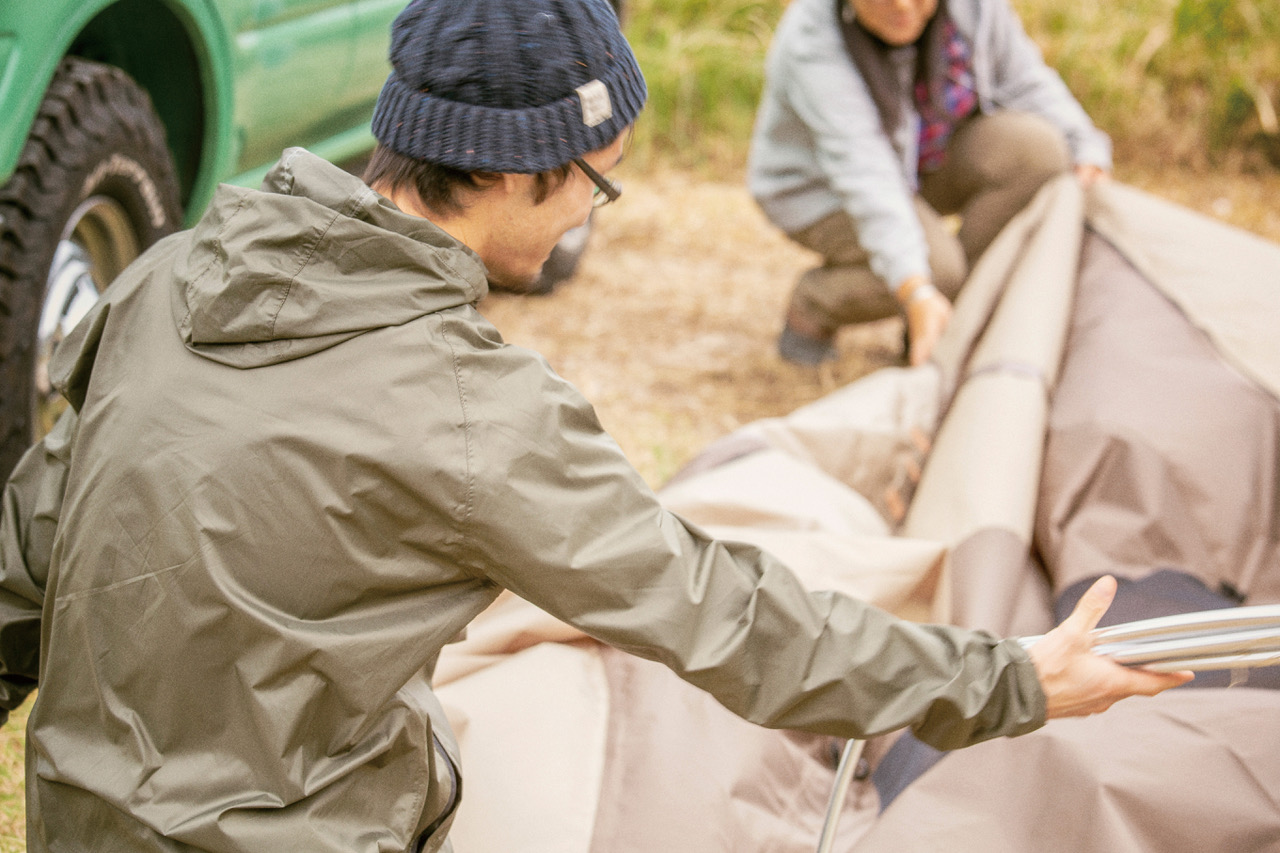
[{"xmin": 372, "ymin": 0, "xmax": 647, "ymax": 174}]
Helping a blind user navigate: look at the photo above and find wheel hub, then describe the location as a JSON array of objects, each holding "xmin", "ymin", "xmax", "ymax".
[{"xmin": 36, "ymin": 195, "xmax": 141, "ymax": 434}]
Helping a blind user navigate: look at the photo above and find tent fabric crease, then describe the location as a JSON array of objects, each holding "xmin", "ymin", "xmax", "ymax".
[{"xmin": 435, "ymin": 175, "xmax": 1280, "ymax": 851}]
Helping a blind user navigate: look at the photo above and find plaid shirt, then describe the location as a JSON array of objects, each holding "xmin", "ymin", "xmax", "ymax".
[{"xmin": 915, "ymin": 18, "xmax": 978, "ymax": 174}]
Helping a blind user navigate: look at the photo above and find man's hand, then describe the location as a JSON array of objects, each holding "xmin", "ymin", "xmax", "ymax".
[
  {"xmin": 1028, "ymin": 576, "xmax": 1194, "ymax": 719},
  {"xmin": 896, "ymin": 275, "xmax": 952, "ymax": 367}
]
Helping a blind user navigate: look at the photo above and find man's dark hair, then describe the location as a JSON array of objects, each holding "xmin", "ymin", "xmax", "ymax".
[{"xmin": 363, "ymin": 145, "xmax": 574, "ymax": 216}]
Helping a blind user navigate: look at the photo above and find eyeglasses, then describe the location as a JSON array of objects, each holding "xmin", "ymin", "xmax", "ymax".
[{"xmin": 573, "ymin": 157, "xmax": 622, "ymax": 208}]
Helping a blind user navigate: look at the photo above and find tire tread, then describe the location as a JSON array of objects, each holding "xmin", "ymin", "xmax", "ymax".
[{"xmin": 0, "ymin": 57, "xmax": 181, "ymax": 479}]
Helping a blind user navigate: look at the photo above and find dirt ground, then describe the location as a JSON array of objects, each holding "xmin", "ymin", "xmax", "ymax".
[
  {"xmin": 479, "ymin": 164, "xmax": 1280, "ymax": 489},
  {"xmin": 481, "ymin": 169, "xmax": 902, "ymax": 487}
]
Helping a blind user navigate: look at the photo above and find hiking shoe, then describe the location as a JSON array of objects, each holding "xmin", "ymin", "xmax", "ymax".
[{"xmin": 778, "ymin": 325, "xmax": 836, "ymax": 365}]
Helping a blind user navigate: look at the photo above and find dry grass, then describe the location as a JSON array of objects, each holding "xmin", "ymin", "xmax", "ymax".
[
  {"xmin": 1122, "ymin": 163, "xmax": 1280, "ymax": 239},
  {"xmin": 481, "ymin": 166, "xmax": 907, "ymax": 487},
  {"xmin": 0, "ymin": 702, "xmax": 27, "ymax": 851}
]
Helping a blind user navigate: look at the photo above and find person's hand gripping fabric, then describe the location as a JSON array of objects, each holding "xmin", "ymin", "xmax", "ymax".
[{"xmin": 897, "ymin": 274, "xmax": 952, "ymax": 367}]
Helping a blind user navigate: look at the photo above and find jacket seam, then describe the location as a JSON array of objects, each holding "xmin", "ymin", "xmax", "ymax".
[
  {"xmin": 269, "ymin": 207, "xmax": 343, "ymax": 338},
  {"xmin": 185, "ymin": 191, "xmax": 252, "ymax": 331},
  {"xmin": 436, "ymin": 315, "xmax": 485, "ymax": 583}
]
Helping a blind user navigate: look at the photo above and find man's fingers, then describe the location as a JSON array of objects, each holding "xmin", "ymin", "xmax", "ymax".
[
  {"xmin": 1061, "ymin": 575, "xmax": 1117, "ymax": 637},
  {"xmin": 1032, "ymin": 578, "xmax": 1197, "ymax": 719},
  {"xmin": 1127, "ymin": 667, "xmax": 1195, "ymax": 695}
]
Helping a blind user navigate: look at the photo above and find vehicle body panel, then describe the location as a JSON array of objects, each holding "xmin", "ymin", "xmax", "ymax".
[{"xmin": 0, "ymin": 0, "xmax": 395, "ymax": 224}]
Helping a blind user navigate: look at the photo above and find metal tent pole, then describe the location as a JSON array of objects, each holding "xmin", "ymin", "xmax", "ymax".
[{"xmin": 815, "ymin": 738, "xmax": 865, "ymax": 853}]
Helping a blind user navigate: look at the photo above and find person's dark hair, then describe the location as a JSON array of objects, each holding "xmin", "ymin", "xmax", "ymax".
[
  {"xmin": 363, "ymin": 145, "xmax": 575, "ymax": 216},
  {"xmin": 836, "ymin": 0, "xmax": 951, "ymax": 136}
]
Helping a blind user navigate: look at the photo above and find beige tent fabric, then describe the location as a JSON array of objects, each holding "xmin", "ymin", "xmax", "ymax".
[
  {"xmin": 440, "ymin": 642, "xmax": 609, "ymax": 853},
  {"xmin": 905, "ymin": 175, "xmax": 1083, "ymax": 632},
  {"xmin": 854, "ymin": 181, "xmax": 1280, "ymax": 850},
  {"xmin": 586, "ymin": 647, "xmax": 876, "ymax": 853},
  {"xmin": 852, "ymin": 689, "xmax": 1280, "ymax": 853},
  {"xmin": 1036, "ymin": 232, "xmax": 1280, "ymax": 603},
  {"xmin": 930, "ymin": 174, "xmax": 1082, "ymax": 401},
  {"xmin": 435, "ymin": 177, "xmax": 1280, "ymax": 851},
  {"xmin": 1088, "ymin": 182, "xmax": 1280, "ymax": 399}
]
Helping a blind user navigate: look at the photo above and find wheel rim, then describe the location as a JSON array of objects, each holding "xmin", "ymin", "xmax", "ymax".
[{"xmin": 36, "ymin": 195, "xmax": 141, "ymax": 435}]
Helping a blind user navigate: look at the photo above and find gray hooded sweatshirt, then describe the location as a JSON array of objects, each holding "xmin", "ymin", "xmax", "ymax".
[{"xmin": 747, "ymin": 0, "xmax": 1111, "ymax": 290}]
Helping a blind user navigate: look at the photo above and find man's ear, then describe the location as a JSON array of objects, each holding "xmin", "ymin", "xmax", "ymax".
[{"xmin": 499, "ymin": 171, "xmax": 542, "ymax": 203}]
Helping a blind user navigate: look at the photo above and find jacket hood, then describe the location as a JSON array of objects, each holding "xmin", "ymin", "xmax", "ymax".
[{"xmin": 172, "ymin": 147, "xmax": 489, "ymax": 368}]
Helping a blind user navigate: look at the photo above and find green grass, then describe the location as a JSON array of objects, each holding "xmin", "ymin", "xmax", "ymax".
[
  {"xmin": 622, "ymin": 0, "xmax": 1280, "ymax": 175},
  {"xmin": 1017, "ymin": 0, "xmax": 1280, "ymax": 170},
  {"xmin": 623, "ymin": 0, "xmax": 786, "ymax": 174}
]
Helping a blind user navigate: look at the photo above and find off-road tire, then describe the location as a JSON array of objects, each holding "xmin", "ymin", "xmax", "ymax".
[{"xmin": 0, "ymin": 57, "xmax": 182, "ymax": 480}]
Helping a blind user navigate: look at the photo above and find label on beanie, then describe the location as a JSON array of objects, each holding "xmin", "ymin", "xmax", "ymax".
[{"xmin": 576, "ymin": 80, "xmax": 613, "ymax": 128}]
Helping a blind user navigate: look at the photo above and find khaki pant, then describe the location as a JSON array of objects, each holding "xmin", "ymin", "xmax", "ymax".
[{"xmin": 786, "ymin": 111, "xmax": 1070, "ymax": 333}]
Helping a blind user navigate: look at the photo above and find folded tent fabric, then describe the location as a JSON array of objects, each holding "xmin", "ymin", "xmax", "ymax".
[
  {"xmin": 433, "ymin": 175, "xmax": 1280, "ymax": 851},
  {"xmin": 856, "ymin": 178, "xmax": 1280, "ymax": 849}
]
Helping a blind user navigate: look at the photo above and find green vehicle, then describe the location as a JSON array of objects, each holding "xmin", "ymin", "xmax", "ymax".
[
  {"xmin": 0, "ymin": 0, "xmax": 406, "ymax": 480},
  {"xmin": 0, "ymin": 0, "xmax": 623, "ymax": 481}
]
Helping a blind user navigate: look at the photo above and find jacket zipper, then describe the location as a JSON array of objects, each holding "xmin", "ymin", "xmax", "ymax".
[{"xmin": 414, "ymin": 731, "xmax": 463, "ymax": 852}]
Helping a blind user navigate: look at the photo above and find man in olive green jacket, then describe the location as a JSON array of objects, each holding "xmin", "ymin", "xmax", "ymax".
[{"xmin": 0, "ymin": 1, "xmax": 1186, "ymax": 851}]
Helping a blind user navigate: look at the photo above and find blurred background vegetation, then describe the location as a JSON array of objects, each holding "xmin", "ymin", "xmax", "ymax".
[{"xmin": 624, "ymin": 0, "xmax": 1280, "ymax": 176}]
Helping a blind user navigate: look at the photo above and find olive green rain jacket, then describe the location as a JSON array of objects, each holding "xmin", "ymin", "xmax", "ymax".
[{"xmin": 0, "ymin": 149, "xmax": 1045, "ymax": 852}]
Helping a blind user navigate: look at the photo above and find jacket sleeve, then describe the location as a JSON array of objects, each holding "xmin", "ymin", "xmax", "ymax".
[
  {"xmin": 978, "ymin": 0, "xmax": 1112, "ymax": 169},
  {"xmin": 452, "ymin": 343, "xmax": 1046, "ymax": 751},
  {"xmin": 0, "ymin": 409, "xmax": 77, "ymax": 723}
]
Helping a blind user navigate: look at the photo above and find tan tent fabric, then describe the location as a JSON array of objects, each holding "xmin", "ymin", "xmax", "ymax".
[
  {"xmin": 1036, "ymin": 232, "xmax": 1280, "ymax": 604},
  {"xmin": 440, "ymin": 642, "xmax": 608, "ymax": 853},
  {"xmin": 435, "ymin": 177, "xmax": 1280, "ymax": 851},
  {"xmin": 852, "ymin": 689, "xmax": 1280, "ymax": 853},
  {"xmin": 906, "ymin": 176, "xmax": 1082, "ymax": 632},
  {"xmin": 1088, "ymin": 183, "xmax": 1280, "ymax": 399}
]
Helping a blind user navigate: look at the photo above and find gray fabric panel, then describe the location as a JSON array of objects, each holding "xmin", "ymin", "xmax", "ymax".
[{"xmin": 1035, "ymin": 231, "xmax": 1280, "ymax": 604}]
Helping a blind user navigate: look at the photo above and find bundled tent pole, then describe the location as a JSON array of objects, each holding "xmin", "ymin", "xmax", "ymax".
[
  {"xmin": 816, "ymin": 738, "xmax": 865, "ymax": 853},
  {"xmin": 1018, "ymin": 605, "xmax": 1280, "ymax": 672}
]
